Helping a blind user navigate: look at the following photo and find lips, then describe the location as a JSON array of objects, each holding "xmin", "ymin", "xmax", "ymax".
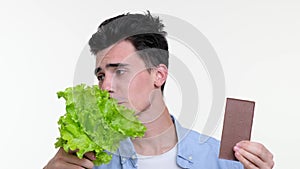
[
  {"xmin": 117, "ymin": 101, "xmax": 125, "ymax": 105},
  {"xmin": 110, "ymin": 95, "xmax": 127, "ymax": 104}
]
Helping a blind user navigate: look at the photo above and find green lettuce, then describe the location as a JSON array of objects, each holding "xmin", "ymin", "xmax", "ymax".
[{"xmin": 54, "ymin": 84, "xmax": 146, "ymax": 165}]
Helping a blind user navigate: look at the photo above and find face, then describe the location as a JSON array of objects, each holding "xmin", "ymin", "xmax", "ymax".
[{"xmin": 95, "ymin": 40, "xmax": 157, "ymax": 113}]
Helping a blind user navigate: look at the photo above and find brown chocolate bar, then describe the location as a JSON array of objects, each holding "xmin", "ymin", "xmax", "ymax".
[{"xmin": 219, "ymin": 98, "xmax": 255, "ymax": 161}]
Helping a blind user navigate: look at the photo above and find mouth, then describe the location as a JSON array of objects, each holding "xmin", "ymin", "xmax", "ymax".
[
  {"xmin": 109, "ymin": 95, "xmax": 127, "ymax": 106},
  {"xmin": 117, "ymin": 101, "xmax": 125, "ymax": 105},
  {"xmin": 110, "ymin": 96, "xmax": 126, "ymax": 103}
]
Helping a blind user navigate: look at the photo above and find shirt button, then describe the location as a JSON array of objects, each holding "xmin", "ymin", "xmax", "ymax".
[
  {"xmin": 188, "ymin": 156, "xmax": 192, "ymax": 160},
  {"xmin": 132, "ymin": 155, "xmax": 137, "ymax": 159}
]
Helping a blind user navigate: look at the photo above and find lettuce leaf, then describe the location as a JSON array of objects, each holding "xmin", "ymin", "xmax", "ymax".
[{"xmin": 54, "ymin": 84, "xmax": 146, "ymax": 165}]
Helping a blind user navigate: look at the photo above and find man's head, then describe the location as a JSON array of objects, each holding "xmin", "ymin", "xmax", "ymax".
[
  {"xmin": 88, "ymin": 11, "xmax": 169, "ymax": 114},
  {"xmin": 89, "ymin": 11, "xmax": 169, "ymax": 92}
]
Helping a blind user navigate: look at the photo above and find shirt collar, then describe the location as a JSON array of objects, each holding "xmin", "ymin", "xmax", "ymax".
[
  {"xmin": 172, "ymin": 115, "xmax": 194, "ymax": 168},
  {"xmin": 117, "ymin": 115, "xmax": 194, "ymax": 166},
  {"xmin": 118, "ymin": 137, "xmax": 136, "ymax": 162}
]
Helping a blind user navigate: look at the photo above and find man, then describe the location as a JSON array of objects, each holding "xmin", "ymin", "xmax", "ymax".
[{"xmin": 44, "ymin": 11, "xmax": 274, "ymax": 169}]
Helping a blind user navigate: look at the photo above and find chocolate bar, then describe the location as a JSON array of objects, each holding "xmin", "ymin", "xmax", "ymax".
[{"xmin": 219, "ymin": 98, "xmax": 255, "ymax": 161}]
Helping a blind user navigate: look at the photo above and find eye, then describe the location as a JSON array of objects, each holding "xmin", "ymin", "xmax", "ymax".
[
  {"xmin": 115, "ymin": 69, "xmax": 126, "ymax": 75},
  {"xmin": 97, "ymin": 73, "xmax": 105, "ymax": 82}
]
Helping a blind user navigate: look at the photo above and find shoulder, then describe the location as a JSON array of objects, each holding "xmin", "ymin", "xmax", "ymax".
[
  {"xmin": 179, "ymin": 129, "xmax": 221, "ymax": 155},
  {"xmin": 178, "ymin": 129, "xmax": 244, "ymax": 169}
]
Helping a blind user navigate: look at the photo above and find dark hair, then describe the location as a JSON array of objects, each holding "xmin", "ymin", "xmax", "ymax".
[{"xmin": 88, "ymin": 11, "xmax": 169, "ymax": 92}]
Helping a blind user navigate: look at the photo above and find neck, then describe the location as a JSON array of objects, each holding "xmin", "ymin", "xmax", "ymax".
[{"xmin": 132, "ymin": 90, "xmax": 177, "ymax": 155}]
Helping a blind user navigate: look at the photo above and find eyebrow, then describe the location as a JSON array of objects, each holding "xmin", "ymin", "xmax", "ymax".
[{"xmin": 94, "ymin": 63, "xmax": 129, "ymax": 75}]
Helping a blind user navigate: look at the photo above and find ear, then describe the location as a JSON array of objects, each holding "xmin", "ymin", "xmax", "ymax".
[{"xmin": 153, "ymin": 64, "xmax": 168, "ymax": 88}]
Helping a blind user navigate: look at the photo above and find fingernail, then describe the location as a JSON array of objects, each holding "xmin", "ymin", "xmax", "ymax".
[{"xmin": 233, "ymin": 146, "xmax": 239, "ymax": 151}]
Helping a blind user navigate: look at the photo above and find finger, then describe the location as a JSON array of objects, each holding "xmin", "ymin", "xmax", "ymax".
[
  {"xmin": 84, "ymin": 152, "xmax": 96, "ymax": 161},
  {"xmin": 53, "ymin": 161, "xmax": 86, "ymax": 169},
  {"xmin": 234, "ymin": 145, "xmax": 264, "ymax": 167},
  {"xmin": 234, "ymin": 149, "xmax": 259, "ymax": 169},
  {"xmin": 59, "ymin": 148, "xmax": 94, "ymax": 169},
  {"xmin": 49, "ymin": 152, "xmax": 87, "ymax": 169},
  {"xmin": 68, "ymin": 148, "xmax": 79, "ymax": 154},
  {"xmin": 237, "ymin": 141, "xmax": 273, "ymax": 161}
]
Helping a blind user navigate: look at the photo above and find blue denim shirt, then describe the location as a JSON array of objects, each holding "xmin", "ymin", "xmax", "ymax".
[{"xmin": 94, "ymin": 117, "xmax": 244, "ymax": 169}]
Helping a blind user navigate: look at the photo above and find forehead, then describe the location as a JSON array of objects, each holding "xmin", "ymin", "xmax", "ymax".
[{"xmin": 96, "ymin": 40, "xmax": 142, "ymax": 67}]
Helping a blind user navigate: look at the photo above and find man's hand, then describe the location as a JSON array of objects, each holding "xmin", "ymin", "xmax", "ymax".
[
  {"xmin": 234, "ymin": 141, "xmax": 274, "ymax": 169},
  {"xmin": 43, "ymin": 148, "xmax": 95, "ymax": 169}
]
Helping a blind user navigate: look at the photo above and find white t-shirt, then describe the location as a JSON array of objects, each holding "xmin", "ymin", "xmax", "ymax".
[{"xmin": 136, "ymin": 145, "xmax": 181, "ymax": 169}]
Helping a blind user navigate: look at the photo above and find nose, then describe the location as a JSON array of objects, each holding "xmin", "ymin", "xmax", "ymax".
[{"xmin": 99, "ymin": 74, "xmax": 114, "ymax": 93}]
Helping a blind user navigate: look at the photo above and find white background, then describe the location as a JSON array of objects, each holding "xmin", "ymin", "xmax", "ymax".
[{"xmin": 1, "ymin": 0, "xmax": 299, "ymax": 168}]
